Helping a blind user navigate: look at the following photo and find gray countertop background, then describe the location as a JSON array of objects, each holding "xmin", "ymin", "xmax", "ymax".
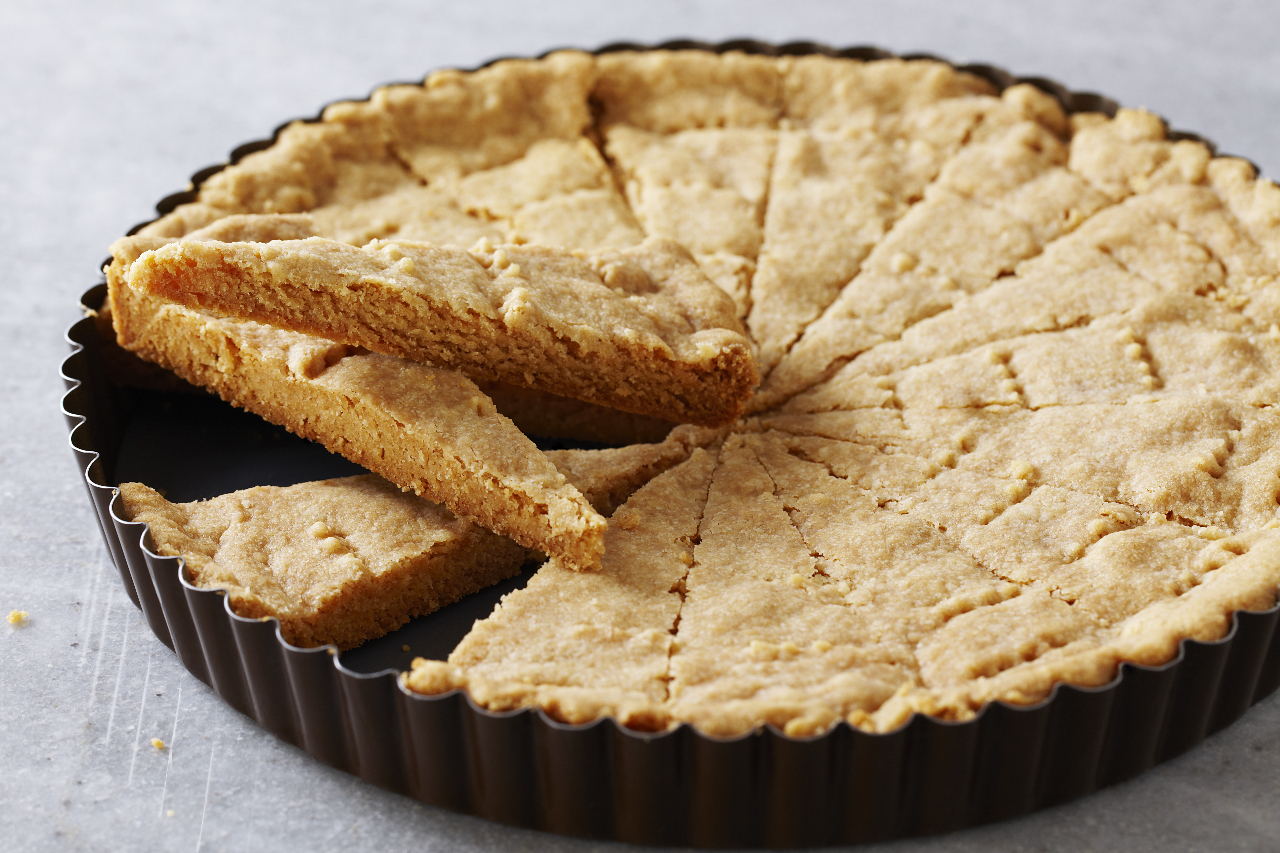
[{"xmin": 4, "ymin": 1, "xmax": 1280, "ymax": 850}]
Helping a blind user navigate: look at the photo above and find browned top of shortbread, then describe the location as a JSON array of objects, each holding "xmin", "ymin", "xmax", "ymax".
[
  {"xmin": 118, "ymin": 476, "xmax": 527, "ymax": 649},
  {"xmin": 121, "ymin": 230, "xmax": 757, "ymax": 426}
]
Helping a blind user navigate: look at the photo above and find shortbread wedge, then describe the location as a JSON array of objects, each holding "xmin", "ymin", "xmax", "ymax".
[
  {"xmin": 118, "ymin": 476, "xmax": 528, "ymax": 649},
  {"xmin": 108, "ymin": 237, "xmax": 606, "ymax": 571},
  {"xmin": 122, "ymin": 231, "xmax": 757, "ymax": 427}
]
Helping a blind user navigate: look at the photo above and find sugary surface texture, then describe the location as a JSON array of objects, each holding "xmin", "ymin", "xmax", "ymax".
[
  {"xmin": 113, "ymin": 50, "xmax": 1280, "ymax": 737},
  {"xmin": 404, "ymin": 448, "xmax": 719, "ymax": 731},
  {"xmin": 117, "ymin": 476, "xmax": 526, "ymax": 649}
]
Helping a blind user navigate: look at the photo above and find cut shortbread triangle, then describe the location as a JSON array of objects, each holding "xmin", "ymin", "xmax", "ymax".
[
  {"xmin": 122, "ymin": 228, "xmax": 758, "ymax": 427},
  {"xmin": 668, "ymin": 434, "xmax": 915, "ymax": 737},
  {"xmin": 108, "ymin": 236, "xmax": 607, "ymax": 571},
  {"xmin": 118, "ymin": 475, "xmax": 528, "ymax": 649},
  {"xmin": 136, "ymin": 51, "xmax": 599, "ymax": 241},
  {"xmin": 825, "ymin": 181, "xmax": 1273, "ymax": 382},
  {"xmin": 605, "ymin": 125, "xmax": 776, "ymax": 322},
  {"xmin": 404, "ymin": 445, "xmax": 721, "ymax": 731},
  {"xmin": 756, "ymin": 96, "xmax": 1111, "ymax": 406},
  {"xmin": 746, "ymin": 60, "xmax": 1041, "ymax": 377}
]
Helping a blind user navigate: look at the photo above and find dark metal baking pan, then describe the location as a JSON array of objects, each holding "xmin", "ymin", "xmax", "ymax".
[{"xmin": 66, "ymin": 40, "xmax": 1280, "ymax": 846}]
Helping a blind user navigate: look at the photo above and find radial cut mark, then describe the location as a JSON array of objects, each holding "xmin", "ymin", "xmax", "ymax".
[
  {"xmin": 771, "ymin": 163, "xmax": 1266, "ymax": 406},
  {"xmin": 747, "ymin": 92, "xmax": 1030, "ymax": 377},
  {"xmin": 753, "ymin": 106, "xmax": 1138, "ymax": 405},
  {"xmin": 658, "ymin": 443, "xmax": 725, "ymax": 694}
]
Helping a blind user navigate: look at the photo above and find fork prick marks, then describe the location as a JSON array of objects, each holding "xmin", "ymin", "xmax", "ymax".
[
  {"xmin": 1115, "ymin": 325, "xmax": 1163, "ymax": 391},
  {"xmin": 987, "ymin": 348, "xmax": 1028, "ymax": 407}
]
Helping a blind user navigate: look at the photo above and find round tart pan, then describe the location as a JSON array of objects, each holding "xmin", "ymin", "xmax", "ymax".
[{"xmin": 64, "ymin": 41, "xmax": 1280, "ymax": 847}]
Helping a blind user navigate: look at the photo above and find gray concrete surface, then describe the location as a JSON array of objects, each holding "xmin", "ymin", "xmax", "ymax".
[{"xmin": 3, "ymin": 1, "xmax": 1279, "ymax": 850}]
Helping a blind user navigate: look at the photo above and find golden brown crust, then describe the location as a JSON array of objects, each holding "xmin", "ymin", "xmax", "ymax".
[
  {"xmin": 118, "ymin": 476, "xmax": 527, "ymax": 649},
  {"xmin": 594, "ymin": 50, "xmax": 783, "ymax": 132},
  {"xmin": 780, "ymin": 56, "xmax": 996, "ymax": 131},
  {"xmin": 375, "ymin": 50, "xmax": 596, "ymax": 184},
  {"xmin": 138, "ymin": 108, "xmax": 406, "ymax": 238},
  {"xmin": 121, "ymin": 233, "xmax": 758, "ymax": 426}
]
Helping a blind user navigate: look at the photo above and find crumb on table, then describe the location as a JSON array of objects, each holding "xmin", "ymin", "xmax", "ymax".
[{"xmin": 7, "ymin": 610, "xmax": 28, "ymax": 625}]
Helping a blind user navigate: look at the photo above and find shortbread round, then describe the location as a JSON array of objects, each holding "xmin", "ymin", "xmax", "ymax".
[{"xmin": 123, "ymin": 49, "xmax": 1280, "ymax": 738}]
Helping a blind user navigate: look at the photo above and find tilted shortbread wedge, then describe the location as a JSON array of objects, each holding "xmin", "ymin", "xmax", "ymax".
[
  {"xmin": 118, "ymin": 476, "xmax": 529, "ymax": 649},
  {"xmin": 123, "ymin": 229, "xmax": 758, "ymax": 427},
  {"xmin": 104, "ymin": 213, "xmax": 674, "ymax": 446},
  {"xmin": 108, "ymin": 236, "xmax": 606, "ymax": 571}
]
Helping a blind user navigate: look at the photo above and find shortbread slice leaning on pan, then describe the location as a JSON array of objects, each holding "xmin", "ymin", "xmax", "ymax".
[
  {"xmin": 121, "ymin": 229, "xmax": 758, "ymax": 427},
  {"xmin": 107, "ymin": 236, "xmax": 607, "ymax": 572},
  {"xmin": 117, "ymin": 475, "xmax": 529, "ymax": 650}
]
